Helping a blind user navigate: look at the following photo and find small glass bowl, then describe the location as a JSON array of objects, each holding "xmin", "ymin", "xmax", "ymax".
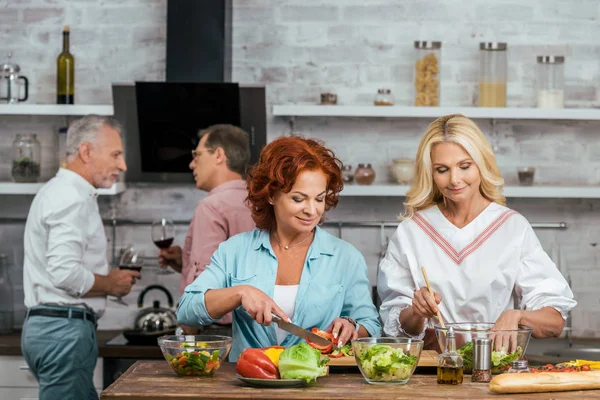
[{"xmin": 158, "ymin": 335, "xmax": 232, "ymax": 377}]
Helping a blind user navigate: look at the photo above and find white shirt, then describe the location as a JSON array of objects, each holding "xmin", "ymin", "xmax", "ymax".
[
  {"xmin": 378, "ymin": 202, "xmax": 577, "ymax": 338},
  {"xmin": 23, "ymin": 168, "xmax": 109, "ymax": 315},
  {"xmin": 273, "ymin": 285, "xmax": 299, "ymax": 344}
]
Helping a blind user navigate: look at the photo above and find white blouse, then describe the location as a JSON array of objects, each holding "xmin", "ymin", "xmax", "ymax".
[
  {"xmin": 378, "ymin": 202, "xmax": 577, "ymax": 338},
  {"xmin": 273, "ymin": 285, "xmax": 299, "ymax": 344}
]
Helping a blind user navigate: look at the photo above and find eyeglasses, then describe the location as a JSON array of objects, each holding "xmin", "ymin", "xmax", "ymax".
[{"xmin": 191, "ymin": 148, "xmax": 211, "ymax": 159}]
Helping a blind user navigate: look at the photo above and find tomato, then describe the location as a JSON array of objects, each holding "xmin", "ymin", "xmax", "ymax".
[
  {"xmin": 306, "ymin": 328, "xmax": 334, "ymax": 354},
  {"xmin": 581, "ymin": 364, "xmax": 592, "ymax": 371}
]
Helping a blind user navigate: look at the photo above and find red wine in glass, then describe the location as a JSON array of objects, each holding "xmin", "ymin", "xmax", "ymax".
[
  {"xmin": 152, "ymin": 218, "xmax": 175, "ymax": 275},
  {"xmin": 153, "ymin": 237, "xmax": 174, "ymax": 249},
  {"xmin": 118, "ymin": 265, "xmax": 143, "ymax": 272}
]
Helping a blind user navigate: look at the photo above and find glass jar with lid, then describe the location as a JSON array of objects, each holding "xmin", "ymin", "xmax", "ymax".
[
  {"xmin": 414, "ymin": 41, "xmax": 441, "ymax": 106},
  {"xmin": 479, "ymin": 42, "xmax": 507, "ymax": 107},
  {"xmin": 536, "ymin": 55, "xmax": 564, "ymax": 109},
  {"xmin": 374, "ymin": 89, "xmax": 394, "ymax": 106},
  {"xmin": 507, "ymin": 360, "xmax": 531, "ymax": 374},
  {"xmin": 12, "ymin": 133, "xmax": 41, "ymax": 183}
]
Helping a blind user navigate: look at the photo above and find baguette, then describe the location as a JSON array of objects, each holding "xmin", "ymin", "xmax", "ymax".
[{"xmin": 489, "ymin": 370, "xmax": 600, "ymax": 394}]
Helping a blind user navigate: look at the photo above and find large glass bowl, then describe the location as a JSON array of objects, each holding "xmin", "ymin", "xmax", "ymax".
[
  {"xmin": 352, "ymin": 337, "xmax": 424, "ymax": 385},
  {"xmin": 434, "ymin": 322, "xmax": 532, "ymax": 374},
  {"xmin": 158, "ymin": 335, "xmax": 232, "ymax": 377}
]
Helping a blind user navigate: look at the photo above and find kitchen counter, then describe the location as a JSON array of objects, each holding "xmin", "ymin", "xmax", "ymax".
[
  {"xmin": 101, "ymin": 361, "xmax": 600, "ymax": 399},
  {"xmin": 0, "ymin": 330, "xmax": 163, "ymax": 359}
]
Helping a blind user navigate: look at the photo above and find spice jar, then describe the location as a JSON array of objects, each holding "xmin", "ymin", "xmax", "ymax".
[
  {"xmin": 374, "ymin": 89, "xmax": 394, "ymax": 106},
  {"xmin": 354, "ymin": 163, "xmax": 376, "ymax": 185},
  {"xmin": 479, "ymin": 42, "xmax": 507, "ymax": 107},
  {"xmin": 536, "ymin": 56, "xmax": 564, "ymax": 109},
  {"xmin": 507, "ymin": 360, "xmax": 531, "ymax": 374},
  {"xmin": 437, "ymin": 327, "xmax": 464, "ymax": 385},
  {"xmin": 12, "ymin": 133, "xmax": 41, "ymax": 183},
  {"xmin": 472, "ymin": 338, "xmax": 492, "ymax": 383},
  {"xmin": 414, "ymin": 41, "xmax": 441, "ymax": 106},
  {"xmin": 342, "ymin": 164, "xmax": 354, "ymax": 183}
]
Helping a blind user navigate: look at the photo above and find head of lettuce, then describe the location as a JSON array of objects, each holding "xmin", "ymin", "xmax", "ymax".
[{"xmin": 278, "ymin": 342, "xmax": 329, "ymax": 383}]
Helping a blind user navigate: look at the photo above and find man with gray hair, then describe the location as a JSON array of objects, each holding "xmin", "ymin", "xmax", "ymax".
[{"xmin": 21, "ymin": 114, "xmax": 140, "ymax": 400}]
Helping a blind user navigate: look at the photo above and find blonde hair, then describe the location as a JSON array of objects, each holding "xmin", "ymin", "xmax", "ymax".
[{"xmin": 401, "ymin": 114, "xmax": 505, "ymax": 219}]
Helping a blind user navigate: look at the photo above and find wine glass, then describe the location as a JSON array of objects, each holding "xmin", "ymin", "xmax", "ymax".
[
  {"xmin": 111, "ymin": 245, "xmax": 144, "ymax": 306},
  {"xmin": 152, "ymin": 218, "xmax": 175, "ymax": 275}
]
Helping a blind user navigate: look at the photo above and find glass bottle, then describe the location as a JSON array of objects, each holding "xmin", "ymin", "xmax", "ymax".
[
  {"xmin": 437, "ymin": 327, "xmax": 464, "ymax": 385},
  {"xmin": 374, "ymin": 89, "xmax": 394, "ymax": 106},
  {"xmin": 536, "ymin": 55, "xmax": 564, "ymax": 109},
  {"xmin": 479, "ymin": 42, "xmax": 507, "ymax": 107},
  {"xmin": 354, "ymin": 163, "xmax": 376, "ymax": 185},
  {"xmin": 12, "ymin": 133, "xmax": 41, "ymax": 183},
  {"xmin": 413, "ymin": 41, "xmax": 441, "ymax": 106},
  {"xmin": 507, "ymin": 360, "xmax": 531, "ymax": 373},
  {"xmin": 57, "ymin": 25, "xmax": 75, "ymax": 104},
  {"xmin": 472, "ymin": 337, "xmax": 492, "ymax": 383},
  {"xmin": 0, "ymin": 254, "xmax": 14, "ymax": 334}
]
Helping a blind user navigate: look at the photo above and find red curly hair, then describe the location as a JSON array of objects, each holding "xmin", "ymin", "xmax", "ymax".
[{"xmin": 246, "ymin": 136, "xmax": 343, "ymax": 231}]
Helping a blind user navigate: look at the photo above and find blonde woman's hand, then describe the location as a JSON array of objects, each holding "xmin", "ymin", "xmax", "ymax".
[{"xmin": 412, "ymin": 286, "xmax": 442, "ymax": 319}]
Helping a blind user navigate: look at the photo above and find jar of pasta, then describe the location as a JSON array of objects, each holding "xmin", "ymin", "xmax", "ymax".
[
  {"xmin": 413, "ymin": 41, "xmax": 441, "ymax": 106},
  {"xmin": 479, "ymin": 42, "xmax": 507, "ymax": 107}
]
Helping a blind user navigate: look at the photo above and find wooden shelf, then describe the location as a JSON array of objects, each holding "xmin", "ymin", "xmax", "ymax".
[
  {"xmin": 341, "ymin": 184, "xmax": 600, "ymax": 199},
  {"xmin": 273, "ymin": 105, "xmax": 600, "ymax": 121},
  {"xmin": 0, "ymin": 182, "xmax": 126, "ymax": 195},
  {"xmin": 0, "ymin": 104, "xmax": 114, "ymax": 116}
]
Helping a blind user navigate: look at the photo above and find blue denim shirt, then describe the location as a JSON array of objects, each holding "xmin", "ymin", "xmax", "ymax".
[{"xmin": 177, "ymin": 226, "xmax": 381, "ymax": 360}]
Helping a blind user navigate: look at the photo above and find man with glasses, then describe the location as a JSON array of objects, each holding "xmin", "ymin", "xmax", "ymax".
[{"xmin": 159, "ymin": 124, "xmax": 255, "ymax": 328}]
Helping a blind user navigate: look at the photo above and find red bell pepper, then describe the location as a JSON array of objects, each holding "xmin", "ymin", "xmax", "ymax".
[
  {"xmin": 306, "ymin": 328, "xmax": 334, "ymax": 354},
  {"xmin": 235, "ymin": 348, "xmax": 280, "ymax": 380}
]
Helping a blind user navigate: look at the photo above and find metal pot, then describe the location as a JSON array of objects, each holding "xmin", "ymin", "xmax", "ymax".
[
  {"xmin": 133, "ymin": 284, "xmax": 177, "ymax": 332},
  {"xmin": 1, "ymin": 53, "xmax": 28, "ymax": 104}
]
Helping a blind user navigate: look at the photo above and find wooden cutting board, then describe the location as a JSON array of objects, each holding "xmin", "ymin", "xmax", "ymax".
[{"xmin": 326, "ymin": 350, "xmax": 438, "ymax": 367}]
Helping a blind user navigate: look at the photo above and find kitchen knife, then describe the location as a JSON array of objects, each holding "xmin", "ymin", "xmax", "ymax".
[{"xmin": 271, "ymin": 315, "xmax": 337, "ymax": 350}]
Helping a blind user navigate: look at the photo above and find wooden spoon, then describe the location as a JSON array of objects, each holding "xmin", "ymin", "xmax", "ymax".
[{"xmin": 421, "ymin": 266, "xmax": 445, "ymax": 328}]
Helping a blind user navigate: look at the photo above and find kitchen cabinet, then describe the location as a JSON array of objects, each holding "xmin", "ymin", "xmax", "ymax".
[{"xmin": 0, "ymin": 355, "xmax": 103, "ymax": 399}]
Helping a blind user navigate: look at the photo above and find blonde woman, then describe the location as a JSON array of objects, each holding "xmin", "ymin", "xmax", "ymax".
[{"xmin": 377, "ymin": 114, "xmax": 576, "ymax": 350}]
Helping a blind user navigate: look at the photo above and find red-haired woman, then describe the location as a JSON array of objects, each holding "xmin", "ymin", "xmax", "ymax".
[{"xmin": 178, "ymin": 136, "xmax": 381, "ymax": 360}]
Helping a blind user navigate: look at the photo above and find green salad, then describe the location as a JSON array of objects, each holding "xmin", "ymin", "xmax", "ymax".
[
  {"xmin": 166, "ymin": 348, "xmax": 221, "ymax": 376},
  {"xmin": 356, "ymin": 344, "xmax": 418, "ymax": 382},
  {"xmin": 457, "ymin": 341, "xmax": 522, "ymax": 373}
]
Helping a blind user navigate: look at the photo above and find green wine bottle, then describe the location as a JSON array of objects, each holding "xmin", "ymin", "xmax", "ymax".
[{"xmin": 56, "ymin": 25, "xmax": 74, "ymax": 104}]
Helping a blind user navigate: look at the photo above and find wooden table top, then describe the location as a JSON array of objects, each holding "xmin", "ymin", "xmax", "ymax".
[{"xmin": 100, "ymin": 361, "xmax": 600, "ymax": 400}]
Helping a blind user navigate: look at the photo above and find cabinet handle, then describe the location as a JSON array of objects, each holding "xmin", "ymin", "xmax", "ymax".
[{"xmin": 19, "ymin": 365, "xmax": 31, "ymax": 370}]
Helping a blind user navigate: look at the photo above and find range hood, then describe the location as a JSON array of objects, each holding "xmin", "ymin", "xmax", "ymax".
[{"xmin": 112, "ymin": 0, "xmax": 266, "ymax": 183}]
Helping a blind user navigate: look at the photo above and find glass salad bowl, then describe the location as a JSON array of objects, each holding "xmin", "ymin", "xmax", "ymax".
[
  {"xmin": 352, "ymin": 337, "xmax": 424, "ymax": 385},
  {"xmin": 158, "ymin": 335, "xmax": 232, "ymax": 377},
  {"xmin": 434, "ymin": 322, "xmax": 532, "ymax": 373}
]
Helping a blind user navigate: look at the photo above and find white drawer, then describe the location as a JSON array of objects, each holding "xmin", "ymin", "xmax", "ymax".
[{"xmin": 0, "ymin": 356, "xmax": 103, "ymax": 389}]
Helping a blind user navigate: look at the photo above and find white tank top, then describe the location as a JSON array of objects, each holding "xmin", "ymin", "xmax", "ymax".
[{"xmin": 273, "ymin": 285, "xmax": 299, "ymax": 345}]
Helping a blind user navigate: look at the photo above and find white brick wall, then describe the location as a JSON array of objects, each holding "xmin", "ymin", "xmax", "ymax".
[{"xmin": 1, "ymin": 0, "xmax": 600, "ymax": 336}]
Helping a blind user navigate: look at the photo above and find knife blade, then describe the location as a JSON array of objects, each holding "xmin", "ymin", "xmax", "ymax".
[{"xmin": 271, "ymin": 315, "xmax": 337, "ymax": 350}]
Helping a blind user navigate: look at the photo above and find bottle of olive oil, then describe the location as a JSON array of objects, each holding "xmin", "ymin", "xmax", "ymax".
[
  {"xmin": 56, "ymin": 25, "xmax": 74, "ymax": 104},
  {"xmin": 437, "ymin": 326, "xmax": 464, "ymax": 385}
]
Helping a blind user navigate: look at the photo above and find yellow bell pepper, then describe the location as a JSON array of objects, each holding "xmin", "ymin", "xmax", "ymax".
[
  {"xmin": 564, "ymin": 360, "xmax": 600, "ymax": 370},
  {"xmin": 263, "ymin": 347, "xmax": 285, "ymax": 367}
]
